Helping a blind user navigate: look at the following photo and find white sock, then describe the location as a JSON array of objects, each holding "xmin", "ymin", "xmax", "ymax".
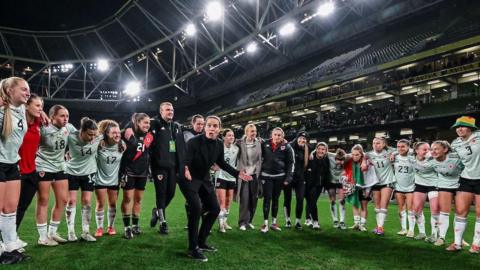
[
  {"xmin": 108, "ymin": 207, "xmax": 116, "ymax": 227},
  {"xmin": 264, "ymin": 220, "xmax": 268, "ymax": 226},
  {"xmin": 66, "ymin": 205, "xmax": 76, "ymax": 234},
  {"xmin": 438, "ymin": 212, "xmax": 450, "ymax": 239},
  {"xmin": 330, "ymin": 201, "xmax": 338, "ymax": 222},
  {"xmin": 82, "ymin": 205, "xmax": 92, "ymax": 233},
  {"xmin": 400, "ymin": 210, "xmax": 407, "ymax": 231},
  {"xmin": 0, "ymin": 212, "xmax": 17, "ymax": 244},
  {"xmin": 354, "ymin": 215, "xmax": 360, "ymax": 225},
  {"xmin": 48, "ymin": 220, "xmax": 60, "ymax": 237},
  {"xmin": 218, "ymin": 209, "xmax": 225, "ymax": 226},
  {"xmin": 360, "ymin": 217, "xmax": 367, "ymax": 225},
  {"xmin": 339, "ymin": 200, "xmax": 346, "ymax": 223},
  {"xmin": 272, "ymin": 217, "xmax": 277, "ymax": 225},
  {"xmin": 95, "ymin": 210, "xmax": 104, "ymax": 229},
  {"xmin": 375, "ymin": 208, "xmax": 380, "ymax": 227},
  {"xmin": 378, "ymin": 209, "xmax": 387, "ymax": 228},
  {"xmin": 431, "ymin": 214, "xmax": 439, "ymax": 237},
  {"xmin": 415, "ymin": 212, "xmax": 426, "ymax": 235},
  {"xmin": 454, "ymin": 216, "xmax": 467, "ymax": 246},
  {"xmin": 224, "ymin": 209, "xmax": 229, "ymax": 224},
  {"xmin": 37, "ymin": 223, "xmax": 48, "ymax": 241},
  {"xmin": 407, "ymin": 211, "xmax": 416, "ymax": 233},
  {"xmin": 295, "ymin": 218, "xmax": 301, "ymax": 225},
  {"xmin": 473, "ymin": 218, "xmax": 480, "ymax": 246}
]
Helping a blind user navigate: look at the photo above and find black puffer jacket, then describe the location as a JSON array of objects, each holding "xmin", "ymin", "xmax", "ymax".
[
  {"xmin": 306, "ymin": 154, "xmax": 330, "ymax": 187},
  {"xmin": 260, "ymin": 139, "xmax": 295, "ymax": 183}
]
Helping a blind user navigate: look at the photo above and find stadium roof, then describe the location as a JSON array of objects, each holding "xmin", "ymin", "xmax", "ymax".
[{"xmin": 0, "ymin": 0, "xmax": 449, "ymax": 109}]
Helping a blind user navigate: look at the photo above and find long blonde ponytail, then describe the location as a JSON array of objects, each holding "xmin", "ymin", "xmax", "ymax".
[{"xmin": 0, "ymin": 77, "xmax": 28, "ymax": 140}]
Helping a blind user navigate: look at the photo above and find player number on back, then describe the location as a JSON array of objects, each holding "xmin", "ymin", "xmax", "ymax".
[
  {"xmin": 106, "ymin": 156, "xmax": 117, "ymax": 164},
  {"xmin": 55, "ymin": 140, "xmax": 66, "ymax": 150},
  {"xmin": 376, "ymin": 161, "xmax": 385, "ymax": 168},
  {"xmin": 465, "ymin": 146, "xmax": 473, "ymax": 155},
  {"xmin": 17, "ymin": 119, "xmax": 24, "ymax": 130},
  {"xmin": 81, "ymin": 148, "xmax": 92, "ymax": 156}
]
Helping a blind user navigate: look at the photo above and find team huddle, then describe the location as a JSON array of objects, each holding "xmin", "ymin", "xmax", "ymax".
[{"xmin": 0, "ymin": 76, "xmax": 479, "ymax": 264}]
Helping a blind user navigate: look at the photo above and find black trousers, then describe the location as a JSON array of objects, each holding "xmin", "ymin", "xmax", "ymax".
[
  {"xmin": 262, "ymin": 176, "xmax": 284, "ymax": 221},
  {"xmin": 16, "ymin": 173, "xmax": 38, "ymax": 229},
  {"xmin": 180, "ymin": 180, "xmax": 220, "ymax": 251},
  {"xmin": 153, "ymin": 168, "xmax": 177, "ymax": 218},
  {"xmin": 283, "ymin": 177, "xmax": 305, "ymax": 220},
  {"xmin": 306, "ymin": 185, "xmax": 323, "ymax": 222}
]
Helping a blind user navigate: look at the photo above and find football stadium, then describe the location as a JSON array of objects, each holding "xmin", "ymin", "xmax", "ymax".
[{"xmin": 0, "ymin": 0, "xmax": 479, "ymax": 269}]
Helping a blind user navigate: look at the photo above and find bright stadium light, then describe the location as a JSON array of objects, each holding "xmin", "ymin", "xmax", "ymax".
[
  {"xmin": 124, "ymin": 81, "xmax": 141, "ymax": 97},
  {"xmin": 205, "ymin": 1, "xmax": 223, "ymax": 22},
  {"xmin": 185, "ymin": 23, "xmax": 197, "ymax": 37},
  {"xmin": 318, "ymin": 1, "xmax": 335, "ymax": 17},
  {"xmin": 97, "ymin": 59, "xmax": 109, "ymax": 72},
  {"xmin": 246, "ymin": 42, "xmax": 258, "ymax": 53},
  {"xmin": 279, "ymin": 22, "xmax": 296, "ymax": 36}
]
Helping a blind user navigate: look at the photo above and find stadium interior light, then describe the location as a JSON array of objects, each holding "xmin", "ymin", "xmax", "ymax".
[
  {"xmin": 124, "ymin": 81, "xmax": 141, "ymax": 97},
  {"xmin": 205, "ymin": 1, "xmax": 223, "ymax": 22},
  {"xmin": 185, "ymin": 23, "xmax": 197, "ymax": 37},
  {"xmin": 97, "ymin": 59, "xmax": 109, "ymax": 72},
  {"xmin": 246, "ymin": 42, "xmax": 258, "ymax": 53},
  {"xmin": 279, "ymin": 22, "xmax": 296, "ymax": 36},
  {"xmin": 318, "ymin": 1, "xmax": 335, "ymax": 17}
]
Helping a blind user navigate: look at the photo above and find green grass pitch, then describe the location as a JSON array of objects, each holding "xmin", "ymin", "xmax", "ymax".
[{"xmin": 11, "ymin": 184, "xmax": 480, "ymax": 269}]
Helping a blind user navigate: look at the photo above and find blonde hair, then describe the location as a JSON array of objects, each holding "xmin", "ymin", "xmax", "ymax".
[
  {"xmin": 271, "ymin": 127, "xmax": 285, "ymax": 137},
  {"xmin": 1, "ymin": 77, "xmax": 28, "ymax": 139},
  {"xmin": 98, "ymin": 119, "xmax": 124, "ymax": 152},
  {"xmin": 243, "ymin": 123, "xmax": 256, "ymax": 137},
  {"xmin": 432, "ymin": 140, "xmax": 451, "ymax": 153}
]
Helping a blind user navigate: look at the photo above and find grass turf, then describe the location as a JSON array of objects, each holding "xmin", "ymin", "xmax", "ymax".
[{"xmin": 11, "ymin": 184, "xmax": 480, "ymax": 270}]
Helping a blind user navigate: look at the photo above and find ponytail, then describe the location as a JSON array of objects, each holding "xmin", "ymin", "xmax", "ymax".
[
  {"xmin": 1, "ymin": 77, "xmax": 27, "ymax": 140},
  {"xmin": 80, "ymin": 117, "xmax": 97, "ymax": 132}
]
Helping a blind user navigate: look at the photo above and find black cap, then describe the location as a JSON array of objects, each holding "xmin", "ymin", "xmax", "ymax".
[{"xmin": 296, "ymin": 131, "xmax": 309, "ymax": 140}]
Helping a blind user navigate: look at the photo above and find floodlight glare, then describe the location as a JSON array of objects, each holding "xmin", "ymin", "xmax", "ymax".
[
  {"xmin": 279, "ymin": 22, "xmax": 296, "ymax": 36},
  {"xmin": 205, "ymin": 1, "xmax": 223, "ymax": 21},
  {"xmin": 185, "ymin": 23, "xmax": 197, "ymax": 36},
  {"xmin": 97, "ymin": 59, "xmax": 109, "ymax": 72},
  {"xmin": 246, "ymin": 42, "xmax": 258, "ymax": 53},
  {"xmin": 124, "ymin": 81, "xmax": 141, "ymax": 97},
  {"xmin": 318, "ymin": 1, "xmax": 335, "ymax": 17}
]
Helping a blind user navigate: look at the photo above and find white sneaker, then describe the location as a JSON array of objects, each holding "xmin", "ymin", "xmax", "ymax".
[
  {"xmin": 434, "ymin": 238, "xmax": 445, "ymax": 246},
  {"xmin": 224, "ymin": 222, "xmax": 233, "ymax": 230},
  {"xmin": 305, "ymin": 219, "xmax": 312, "ymax": 227},
  {"xmin": 406, "ymin": 231, "xmax": 415, "ymax": 238},
  {"xmin": 38, "ymin": 238, "xmax": 58, "ymax": 247},
  {"xmin": 248, "ymin": 223, "xmax": 255, "ymax": 229},
  {"xmin": 260, "ymin": 225, "xmax": 269, "ymax": 233},
  {"xmin": 239, "ymin": 225, "xmax": 247, "ymax": 231},
  {"xmin": 81, "ymin": 232, "xmax": 97, "ymax": 242},
  {"xmin": 68, "ymin": 232, "xmax": 78, "ymax": 242},
  {"xmin": 462, "ymin": 239, "xmax": 470, "ymax": 247},
  {"xmin": 219, "ymin": 224, "xmax": 226, "ymax": 233},
  {"xmin": 312, "ymin": 222, "xmax": 320, "ymax": 230},
  {"xmin": 359, "ymin": 224, "xmax": 367, "ymax": 232},
  {"xmin": 50, "ymin": 233, "xmax": 68, "ymax": 243},
  {"xmin": 4, "ymin": 240, "xmax": 24, "ymax": 252},
  {"xmin": 17, "ymin": 238, "xmax": 28, "ymax": 249},
  {"xmin": 397, "ymin": 230, "xmax": 408, "ymax": 236}
]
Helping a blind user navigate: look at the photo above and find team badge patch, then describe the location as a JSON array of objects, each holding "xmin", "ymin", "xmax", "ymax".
[
  {"xmin": 281, "ymin": 146, "xmax": 285, "ymax": 150},
  {"xmin": 157, "ymin": 175, "xmax": 164, "ymax": 181},
  {"xmin": 39, "ymin": 171, "xmax": 45, "ymax": 178}
]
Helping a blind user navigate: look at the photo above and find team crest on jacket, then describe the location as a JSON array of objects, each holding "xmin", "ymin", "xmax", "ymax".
[
  {"xmin": 39, "ymin": 171, "xmax": 45, "ymax": 178},
  {"xmin": 448, "ymin": 164, "xmax": 454, "ymax": 169},
  {"xmin": 281, "ymin": 146, "xmax": 285, "ymax": 150},
  {"xmin": 157, "ymin": 175, "xmax": 163, "ymax": 181}
]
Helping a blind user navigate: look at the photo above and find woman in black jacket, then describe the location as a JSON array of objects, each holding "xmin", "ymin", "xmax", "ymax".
[
  {"xmin": 305, "ymin": 142, "xmax": 331, "ymax": 229},
  {"xmin": 260, "ymin": 127, "xmax": 295, "ymax": 233},
  {"xmin": 181, "ymin": 116, "xmax": 251, "ymax": 262},
  {"xmin": 284, "ymin": 131, "xmax": 309, "ymax": 230}
]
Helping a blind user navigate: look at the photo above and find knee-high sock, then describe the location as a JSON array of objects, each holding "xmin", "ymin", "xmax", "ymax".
[
  {"xmin": 66, "ymin": 205, "xmax": 76, "ymax": 234},
  {"xmin": 353, "ymin": 215, "xmax": 360, "ymax": 225},
  {"xmin": 82, "ymin": 205, "xmax": 92, "ymax": 233},
  {"xmin": 0, "ymin": 212, "xmax": 18, "ymax": 250},
  {"xmin": 107, "ymin": 207, "xmax": 116, "ymax": 228},
  {"xmin": 330, "ymin": 201, "xmax": 338, "ymax": 223},
  {"xmin": 37, "ymin": 223, "xmax": 48, "ymax": 241},
  {"xmin": 454, "ymin": 216, "xmax": 467, "ymax": 246},
  {"xmin": 415, "ymin": 212, "xmax": 426, "ymax": 234},
  {"xmin": 438, "ymin": 212, "xmax": 450, "ymax": 239},
  {"xmin": 378, "ymin": 209, "xmax": 387, "ymax": 228},
  {"xmin": 431, "ymin": 214, "xmax": 439, "ymax": 237},
  {"xmin": 360, "ymin": 217, "xmax": 367, "ymax": 226},
  {"xmin": 375, "ymin": 208, "xmax": 380, "ymax": 227},
  {"xmin": 339, "ymin": 200, "xmax": 346, "ymax": 223},
  {"xmin": 48, "ymin": 220, "xmax": 60, "ymax": 237},
  {"xmin": 218, "ymin": 209, "xmax": 225, "ymax": 226},
  {"xmin": 473, "ymin": 217, "xmax": 480, "ymax": 247},
  {"xmin": 95, "ymin": 210, "xmax": 104, "ymax": 229},
  {"xmin": 407, "ymin": 211, "xmax": 416, "ymax": 233},
  {"xmin": 400, "ymin": 210, "xmax": 407, "ymax": 231}
]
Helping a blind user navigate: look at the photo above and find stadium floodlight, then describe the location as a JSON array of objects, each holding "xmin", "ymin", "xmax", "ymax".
[
  {"xmin": 185, "ymin": 23, "xmax": 197, "ymax": 37},
  {"xmin": 317, "ymin": 1, "xmax": 335, "ymax": 17},
  {"xmin": 279, "ymin": 22, "xmax": 296, "ymax": 36},
  {"xmin": 124, "ymin": 81, "xmax": 141, "ymax": 97},
  {"xmin": 205, "ymin": 1, "xmax": 223, "ymax": 22},
  {"xmin": 97, "ymin": 59, "xmax": 109, "ymax": 72},
  {"xmin": 246, "ymin": 42, "xmax": 258, "ymax": 53}
]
